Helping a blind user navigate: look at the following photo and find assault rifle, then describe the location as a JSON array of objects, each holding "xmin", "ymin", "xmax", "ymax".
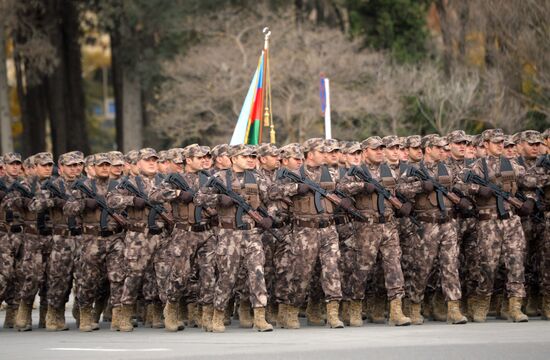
[
  {"xmin": 42, "ymin": 179, "xmax": 80, "ymax": 234},
  {"xmin": 73, "ymin": 179, "xmax": 128, "ymax": 228}
]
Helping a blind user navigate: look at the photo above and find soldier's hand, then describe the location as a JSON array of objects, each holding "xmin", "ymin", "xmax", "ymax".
[
  {"xmin": 85, "ymin": 198, "xmax": 98, "ymax": 210},
  {"xmin": 339, "ymin": 197, "xmax": 352, "ymax": 209},
  {"xmin": 296, "ymin": 183, "xmax": 311, "ymax": 195},
  {"xmin": 53, "ymin": 198, "xmax": 66, "ymax": 208},
  {"xmin": 422, "ymin": 180, "xmax": 434, "ymax": 193},
  {"xmin": 178, "ymin": 191, "xmax": 194, "ymax": 204},
  {"xmin": 133, "ymin": 197, "xmax": 146, "ymax": 209},
  {"xmin": 363, "ymin": 183, "xmax": 376, "ymax": 194},
  {"xmin": 457, "ymin": 198, "xmax": 473, "ymax": 212},
  {"xmin": 478, "ymin": 186, "xmax": 493, "ymax": 198},
  {"xmin": 219, "ymin": 194, "xmax": 234, "ymax": 207},
  {"xmin": 517, "ymin": 198, "xmax": 535, "ymax": 217},
  {"xmin": 396, "ymin": 202, "xmax": 412, "ymax": 217},
  {"xmin": 258, "ymin": 217, "xmax": 273, "ymax": 230}
]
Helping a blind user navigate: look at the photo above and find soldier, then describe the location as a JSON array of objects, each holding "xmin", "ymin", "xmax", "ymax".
[
  {"xmin": 107, "ymin": 148, "xmax": 170, "ymax": 331},
  {"xmin": 166, "ymin": 148, "xmax": 185, "ymax": 174},
  {"xmin": 194, "ymin": 144, "xmax": 273, "ymax": 332},
  {"xmin": 149, "ymin": 144, "xmax": 217, "ymax": 332},
  {"xmin": 0, "ymin": 152, "xmax": 24, "ymax": 328},
  {"xmin": 210, "ymin": 144, "xmax": 232, "ymax": 174},
  {"xmin": 157, "ymin": 151, "xmax": 171, "ymax": 175},
  {"xmin": 124, "ymin": 150, "xmax": 140, "ymax": 177},
  {"xmin": 465, "ymin": 129, "xmax": 534, "ymax": 323},
  {"xmin": 398, "ymin": 135, "xmax": 468, "ymax": 325},
  {"xmin": 542, "ymin": 129, "xmax": 550, "ymax": 154},
  {"xmin": 504, "ymin": 136, "xmax": 518, "ymax": 159},
  {"xmin": 337, "ymin": 136, "xmax": 412, "ymax": 327},
  {"xmin": 84, "ymin": 155, "xmax": 96, "ymax": 179},
  {"xmin": 473, "ymin": 135, "xmax": 487, "ymax": 158},
  {"xmin": 382, "ymin": 136, "xmax": 401, "ymax": 169},
  {"xmin": 0, "ymin": 158, "xmax": 4, "ymax": 177},
  {"xmin": 22, "ymin": 156, "xmax": 36, "ymax": 177},
  {"xmin": 30, "ymin": 151, "xmax": 85, "ymax": 331},
  {"xmin": 464, "ymin": 135, "xmax": 477, "ymax": 165}
]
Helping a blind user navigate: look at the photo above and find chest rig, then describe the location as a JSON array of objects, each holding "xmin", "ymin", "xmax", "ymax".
[
  {"xmin": 476, "ymin": 156, "xmax": 517, "ymax": 217},
  {"xmin": 217, "ymin": 169, "xmax": 260, "ymax": 227},
  {"xmin": 293, "ymin": 165, "xmax": 335, "ymax": 217},
  {"xmin": 415, "ymin": 161, "xmax": 452, "ymax": 218},
  {"xmin": 170, "ymin": 171, "xmax": 209, "ymax": 224},
  {"xmin": 354, "ymin": 163, "xmax": 395, "ymax": 223}
]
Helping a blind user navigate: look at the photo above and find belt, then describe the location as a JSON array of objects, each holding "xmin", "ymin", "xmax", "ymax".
[
  {"xmin": 220, "ymin": 222, "xmax": 253, "ymax": 230},
  {"xmin": 355, "ymin": 215, "xmax": 391, "ymax": 224},
  {"xmin": 52, "ymin": 227, "xmax": 69, "ymax": 236},
  {"xmin": 417, "ymin": 215, "xmax": 453, "ymax": 224},
  {"xmin": 478, "ymin": 212, "xmax": 511, "ymax": 221},
  {"xmin": 127, "ymin": 224, "xmax": 147, "ymax": 233},
  {"xmin": 83, "ymin": 227, "xmax": 123, "ymax": 237},
  {"xmin": 174, "ymin": 222, "xmax": 212, "ymax": 232},
  {"xmin": 25, "ymin": 226, "xmax": 39, "ymax": 235},
  {"xmin": 293, "ymin": 218, "xmax": 334, "ymax": 229}
]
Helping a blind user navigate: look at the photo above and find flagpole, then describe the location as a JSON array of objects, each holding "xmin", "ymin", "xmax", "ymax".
[
  {"xmin": 262, "ymin": 27, "xmax": 275, "ymax": 144},
  {"xmin": 324, "ymin": 77, "xmax": 332, "ymax": 139}
]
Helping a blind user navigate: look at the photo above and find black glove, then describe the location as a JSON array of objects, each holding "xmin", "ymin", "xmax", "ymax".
[
  {"xmin": 457, "ymin": 198, "xmax": 473, "ymax": 212},
  {"xmin": 133, "ymin": 197, "xmax": 146, "ymax": 210},
  {"xmin": 363, "ymin": 183, "xmax": 376, "ymax": 194},
  {"xmin": 339, "ymin": 197, "xmax": 352, "ymax": 209},
  {"xmin": 517, "ymin": 198, "xmax": 535, "ymax": 217},
  {"xmin": 297, "ymin": 183, "xmax": 311, "ymax": 195},
  {"xmin": 478, "ymin": 186, "xmax": 493, "ymax": 199},
  {"xmin": 219, "ymin": 194, "xmax": 234, "ymax": 207},
  {"xmin": 422, "ymin": 180, "xmax": 434, "ymax": 193},
  {"xmin": 258, "ymin": 217, "xmax": 273, "ymax": 230},
  {"xmin": 178, "ymin": 191, "xmax": 193, "ymax": 204},
  {"xmin": 396, "ymin": 202, "xmax": 412, "ymax": 217},
  {"xmin": 85, "ymin": 198, "xmax": 98, "ymax": 210}
]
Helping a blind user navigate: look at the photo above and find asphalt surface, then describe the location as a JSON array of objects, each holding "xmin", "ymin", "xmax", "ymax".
[{"xmin": 1, "ymin": 310, "xmax": 550, "ymax": 360}]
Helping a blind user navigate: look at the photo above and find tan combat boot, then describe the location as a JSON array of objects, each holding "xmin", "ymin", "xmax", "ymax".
[
  {"xmin": 224, "ymin": 301, "xmax": 233, "ymax": 326},
  {"xmin": 285, "ymin": 305, "xmax": 301, "ymax": 329},
  {"xmin": 110, "ymin": 306, "xmax": 121, "ymax": 331},
  {"xmin": 306, "ymin": 299, "xmax": 325, "ymax": 326},
  {"xmin": 15, "ymin": 301, "xmax": 33, "ymax": 331},
  {"xmin": 466, "ymin": 296, "xmax": 477, "ymax": 321},
  {"xmin": 498, "ymin": 296, "xmax": 509, "ymax": 320},
  {"xmin": 3, "ymin": 304, "xmax": 18, "ymax": 328},
  {"xmin": 201, "ymin": 304, "xmax": 214, "ymax": 332},
  {"xmin": 46, "ymin": 305, "xmax": 58, "ymax": 331},
  {"xmin": 422, "ymin": 294, "xmax": 433, "ymax": 319},
  {"xmin": 507, "ymin": 297, "xmax": 528, "ymax": 323},
  {"xmin": 370, "ymin": 296, "xmax": 386, "ymax": 324},
  {"xmin": 525, "ymin": 292, "xmax": 541, "ymax": 317},
  {"xmin": 388, "ymin": 298, "xmax": 411, "ymax": 326},
  {"xmin": 265, "ymin": 302, "xmax": 277, "ymax": 326},
  {"xmin": 326, "ymin": 301, "xmax": 344, "ymax": 328},
  {"xmin": 118, "ymin": 304, "xmax": 134, "ymax": 332},
  {"xmin": 93, "ymin": 297, "xmax": 107, "ymax": 324},
  {"xmin": 187, "ymin": 302, "xmax": 198, "ymax": 328},
  {"xmin": 431, "ymin": 292, "xmax": 447, "ymax": 322},
  {"xmin": 410, "ymin": 302, "xmax": 424, "ymax": 325},
  {"xmin": 79, "ymin": 306, "xmax": 94, "ymax": 332},
  {"xmin": 276, "ymin": 303, "xmax": 287, "ymax": 328},
  {"xmin": 72, "ymin": 303, "xmax": 80, "ymax": 328},
  {"xmin": 163, "ymin": 302, "xmax": 180, "ymax": 332},
  {"xmin": 402, "ymin": 297, "xmax": 412, "ymax": 317},
  {"xmin": 253, "ymin": 307, "xmax": 274, "ymax": 332},
  {"xmin": 472, "ymin": 295, "xmax": 491, "ymax": 322},
  {"xmin": 238, "ymin": 299, "xmax": 254, "ymax": 328},
  {"xmin": 447, "ymin": 300, "xmax": 467, "ymax": 324},
  {"xmin": 57, "ymin": 306, "xmax": 69, "ymax": 331},
  {"xmin": 178, "ymin": 299, "xmax": 187, "ymax": 328},
  {"xmin": 542, "ymin": 296, "xmax": 550, "ymax": 320},
  {"xmin": 211, "ymin": 308, "xmax": 226, "ymax": 333},
  {"xmin": 151, "ymin": 303, "xmax": 164, "ymax": 328},
  {"xmin": 349, "ymin": 300, "xmax": 363, "ymax": 327},
  {"xmin": 340, "ymin": 300, "xmax": 351, "ymax": 326}
]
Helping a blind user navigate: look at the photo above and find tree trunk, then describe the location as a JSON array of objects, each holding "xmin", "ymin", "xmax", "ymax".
[
  {"xmin": 0, "ymin": 18, "xmax": 14, "ymax": 153},
  {"xmin": 111, "ymin": 29, "xmax": 124, "ymax": 151},
  {"xmin": 121, "ymin": 69, "xmax": 143, "ymax": 152}
]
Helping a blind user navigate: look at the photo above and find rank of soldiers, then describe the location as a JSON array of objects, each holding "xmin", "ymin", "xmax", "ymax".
[{"xmin": 0, "ymin": 128, "xmax": 549, "ymax": 333}]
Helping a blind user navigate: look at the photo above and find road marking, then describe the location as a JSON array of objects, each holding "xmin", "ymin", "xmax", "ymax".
[{"xmin": 47, "ymin": 348, "xmax": 170, "ymax": 352}]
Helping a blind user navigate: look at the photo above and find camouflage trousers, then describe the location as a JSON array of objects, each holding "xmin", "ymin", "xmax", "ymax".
[
  {"xmin": 77, "ymin": 233, "xmax": 125, "ymax": 308},
  {"xmin": 0, "ymin": 231, "xmax": 23, "ymax": 305},
  {"xmin": 337, "ymin": 221, "xmax": 357, "ymax": 301},
  {"xmin": 457, "ymin": 216, "xmax": 479, "ymax": 297},
  {"xmin": 351, "ymin": 220, "xmax": 405, "ymax": 301},
  {"xmin": 121, "ymin": 230, "xmax": 163, "ymax": 306},
  {"xmin": 475, "ymin": 215, "xmax": 526, "ymax": 298},
  {"xmin": 18, "ymin": 232, "xmax": 52, "ymax": 305},
  {"xmin": 164, "ymin": 227, "xmax": 216, "ymax": 305},
  {"xmin": 407, "ymin": 219, "xmax": 461, "ymax": 303},
  {"xmin": 262, "ymin": 224, "xmax": 295, "ymax": 305},
  {"xmin": 46, "ymin": 233, "xmax": 77, "ymax": 309},
  {"xmin": 541, "ymin": 215, "xmax": 550, "ymax": 297},
  {"xmin": 521, "ymin": 217, "xmax": 545, "ymax": 295},
  {"xmin": 290, "ymin": 224, "xmax": 342, "ymax": 307},
  {"xmin": 213, "ymin": 228, "xmax": 268, "ymax": 311},
  {"xmin": 398, "ymin": 217, "xmax": 420, "ymax": 297}
]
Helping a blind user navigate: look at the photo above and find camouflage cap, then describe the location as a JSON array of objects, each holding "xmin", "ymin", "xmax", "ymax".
[
  {"xmin": 503, "ymin": 135, "xmax": 516, "ymax": 147},
  {"xmin": 0, "ymin": 158, "xmax": 3, "ymax": 167},
  {"xmin": 211, "ymin": 144, "xmax": 231, "ymax": 158},
  {"xmin": 157, "ymin": 150, "xmax": 168, "ymax": 162},
  {"xmin": 257, "ymin": 143, "xmax": 281, "ymax": 157},
  {"xmin": 34, "ymin": 152, "xmax": 54, "ymax": 165},
  {"xmin": 464, "ymin": 135, "xmax": 474, "ymax": 144},
  {"xmin": 324, "ymin": 138, "xmax": 343, "ymax": 152},
  {"xmin": 166, "ymin": 148, "xmax": 184, "ymax": 163},
  {"xmin": 59, "ymin": 151, "xmax": 84, "ymax": 165},
  {"xmin": 125, "ymin": 150, "xmax": 139, "ymax": 164},
  {"xmin": 23, "ymin": 156, "xmax": 35, "ymax": 168},
  {"xmin": 183, "ymin": 144, "xmax": 211, "ymax": 158},
  {"xmin": 2, "ymin": 152, "xmax": 22, "ymax": 164},
  {"xmin": 108, "ymin": 151, "xmax": 125, "ymax": 166},
  {"xmin": 421, "ymin": 134, "xmax": 448, "ymax": 148},
  {"xmin": 447, "ymin": 130, "xmax": 468, "ymax": 143},
  {"xmin": 472, "ymin": 134, "xmax": 484, "ymax": 147},
  {"xmin": 361, "ymin": 136, "xmax": 384, "ymax": 149},
  {"xmin": 481, "ymin": 128, "xmax": 505, "ymax": 143},
  {"xmin": 398, "ymin": 137, "xmax": 407, "ymax": 149},
  {"xmin": 303, "ymin": 138, "xmax": 327, "ymax": 152},
  {"xmin": 84, "ymin": 155, "xmax": 95, "ymax": 167},
  {"xmin": 519, "ymin": 130, "xmax": 543, "ymax": 144},
  {"xmin": 138, "ymin": 148, "xmax": 158, "ymax": 161},
  {"xmin": 280, "ymin": 143, "xmax": 305, "ymax": 159},
  {"xmin": 94, "ymin": 153, "xmax": 112, "ymax": 165},
  {"xmin": 543, "ymin": 129, "xmax": 550, "ymax": 139},
  {"xmin": 342, "ymin": 141, "xmax": 361, "ymax": 154},
  {"xmin": 406, "ymin": 135, "xmax": 422, "ymax": 148},
  {"xmin": 382, "ymin": 135, "xmax": 400, "ymax": 148},
  {"xmin": 230, "ymin": 144, "xmax": 257, "ymax": 157}
]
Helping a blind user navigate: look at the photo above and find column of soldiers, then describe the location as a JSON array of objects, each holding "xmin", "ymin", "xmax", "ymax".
[{"xmin": 0, "ymin": 127, "xmax": 549, "ymax": 333}]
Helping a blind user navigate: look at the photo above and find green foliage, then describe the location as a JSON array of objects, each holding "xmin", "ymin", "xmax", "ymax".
[{"xmin": 348, "ymin": 0, "xmax": 429, "ymax": 63}]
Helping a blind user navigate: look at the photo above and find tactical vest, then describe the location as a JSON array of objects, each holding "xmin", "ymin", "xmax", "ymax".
[
  {"xmin": 171, "ymin": 172, "xmax": 208, "ymax": 224},
  {"xmin": 355, "ymin": 163, "xmax": 395, "ymax": 216},
  {"xmin": 217, "ymin": 170, "xmax": 261, "ymax": 226},
  {"xmin": 293, "ymin": 165, "xmax": 335, "ymax": 218},
  {"xmin": 21, "ymin": 180, "xmax": 38, "ymax": 223},
  {"xmin": 49, "ymin": 180, "xmax": 67, "ymax": 225},
  {"xmin": 476, "ymin": 157, "xmax": 517, "ymax": 211},
  {"xmin": 81, "ymin": 179, "xmax": 104, "ymax": 225},
  {"xmin": 415, "ymin": 162, "xmax": 453, "ymax": 212},
  {"xmin": 125, "ymin": 176, "xmax": 149, "ymax": 223}
]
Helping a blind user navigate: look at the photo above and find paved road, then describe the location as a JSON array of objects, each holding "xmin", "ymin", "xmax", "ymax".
[{"xmin": 1, "ymin": 311, "xmax": 549, "ymax": 360}]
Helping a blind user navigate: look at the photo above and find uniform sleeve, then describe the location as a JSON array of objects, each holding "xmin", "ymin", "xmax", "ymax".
[
  {"xmin": 396, "ymin": 173, "xmax": 422, "ymax": 199},
  {"xmin": 63, "ymin": 188, "xmax": 86, "ymax": 216},
  {"xmin": 336, "ymin": 175, "xmax": 364, "ymax": 196},
  {"xmin": 513, "ymin": 160, "xmax": 540, "ymax": 189},
  {"xmin": 149, "ymin": 180, "xmax": 178, "ymax": 203},
  {"xmin": 194, "ymin": 173, "xmax": 222, "ymax": 208},
  {"xmin": 29, "ymin": 188, "xmax": 54, "ymax": 212},
  {"xmin": 106, "ymin": 186, "xmax": 134, "ymax": 210}
]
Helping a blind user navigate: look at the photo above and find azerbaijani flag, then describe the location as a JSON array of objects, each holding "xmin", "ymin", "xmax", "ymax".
[{"xmin": 230, "ymin": 52, "xmax": 265, "ymax": 145}]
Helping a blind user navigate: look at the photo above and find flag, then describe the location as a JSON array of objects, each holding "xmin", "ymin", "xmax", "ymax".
[{"xmin": 320, "ymin": 74, "xmax": 331, "ymax": 139}]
